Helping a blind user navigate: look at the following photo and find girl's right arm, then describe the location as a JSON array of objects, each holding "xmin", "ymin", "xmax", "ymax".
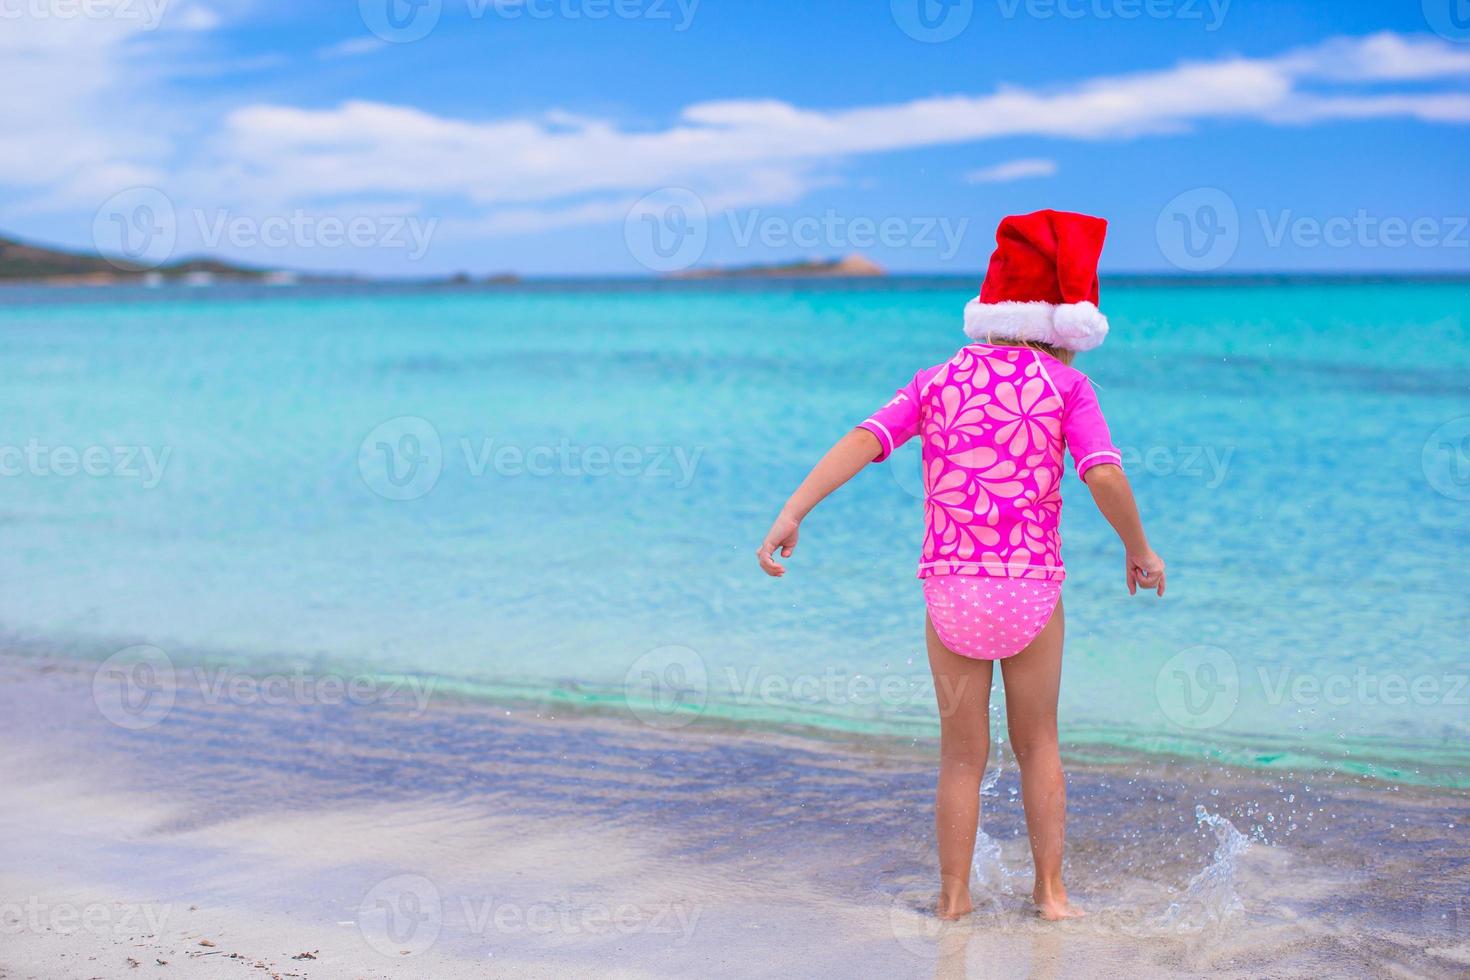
[
  {"xmin": 1081, "ymin": 464, "xmax": 1167, "ymax": 596},
  {"xmin": 756, "ymin": 428, "xmax": 882, "ymax": 578}
]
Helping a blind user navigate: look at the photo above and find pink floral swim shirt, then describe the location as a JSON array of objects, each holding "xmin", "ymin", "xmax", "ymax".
[{"xmin": 859, "ymin": 344, "xmax": 1122, "ymax": 582}]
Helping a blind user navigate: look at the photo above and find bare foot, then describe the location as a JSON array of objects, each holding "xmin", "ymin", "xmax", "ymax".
[
  {"xmin": 1032, "ymin": 888, "xmax": 1085, "ymax": 921},
  {"xmin": 936, "ymin": 890, "xmax": 973, "ymax": 921}
]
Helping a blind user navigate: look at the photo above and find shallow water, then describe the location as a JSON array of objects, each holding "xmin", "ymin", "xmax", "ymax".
[{"xmin": 0, "ymin": 279, "xmax": 1466, "ymax": 786}]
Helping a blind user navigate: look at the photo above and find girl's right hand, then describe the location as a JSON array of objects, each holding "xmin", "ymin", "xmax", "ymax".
[{"xmin": 1127, "ymin": 549, "xmax": 1166, "ymax": 596}]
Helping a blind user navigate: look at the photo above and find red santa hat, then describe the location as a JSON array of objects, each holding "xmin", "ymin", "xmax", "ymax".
[{"xmin": 963, "ymin": 209, "xmax": 1110, "ymax": 352}]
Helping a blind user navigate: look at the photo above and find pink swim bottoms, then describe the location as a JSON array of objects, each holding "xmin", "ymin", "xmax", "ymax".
[{"xmin": 923, "ymin": 575, "xmax": 1061, "ymax": 660}]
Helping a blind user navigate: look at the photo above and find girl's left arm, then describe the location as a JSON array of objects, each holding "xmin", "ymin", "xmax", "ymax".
[{"xmin": 756, "ymin": 428, "xmax": 882, "ymax": 577}]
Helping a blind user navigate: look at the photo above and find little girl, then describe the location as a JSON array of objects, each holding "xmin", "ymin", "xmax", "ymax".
[{"xmin": 757, "ymin": 210, "xmax": 1165, "ymax": 921}]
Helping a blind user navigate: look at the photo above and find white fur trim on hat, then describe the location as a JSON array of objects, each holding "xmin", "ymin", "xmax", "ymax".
[{"xmin": 963, "ymin": 298, "xmax": 1109, "ymax": 352}]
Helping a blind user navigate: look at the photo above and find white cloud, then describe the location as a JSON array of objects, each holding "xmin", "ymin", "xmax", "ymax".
[
  {"xmin": 965, "ymin": 158, "xmax": 1058, "ymax": 184},
  {"xmin": 200, "ymin": 32, "xmax": 1469, "ymax": 233},
  {"xmin": 0, "ymin": 0, "xmax": 235, "ymax": 217},
  {"xmin": 1274, "ymin": 31, "xmax": 1470, "ymax": 82},
  {"xmin": 317, "ymin": 37, "xmax": 387, "ymax": 59},
  {"xmin": 0, "ymin": 11, "xmax": 167, "ymax": 210},
  {"xmin": 1, "ymin": 27, "xmax": 1467, "ymax": 241},
  {"xmin": 172, "ymin": 4, "xmax": 221, "ymax": 32}
]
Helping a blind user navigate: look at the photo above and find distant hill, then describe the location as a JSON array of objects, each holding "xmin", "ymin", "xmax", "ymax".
[
  {"xmin": 0, "ymin": 233, "xmax": 282, "ymax": 284},
  {"xmin": 0, "ymin": 232, "xmax": 530, "ymax": 287},
  {"xmin": 671, "ymin": 254, "xmax": 886, "ymax": 279}
]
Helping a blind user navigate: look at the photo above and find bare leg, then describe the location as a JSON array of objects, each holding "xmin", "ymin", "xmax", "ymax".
[
  {"xmin": 925, "ymin": 614, "xmax": 994, "ymax": 920},
  {"xmin": 999, "ymin": 596, "xmax": 1083, "ymax": 920}
]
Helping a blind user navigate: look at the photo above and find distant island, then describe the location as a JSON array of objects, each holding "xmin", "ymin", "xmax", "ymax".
[
  {"xmin": 0, "ymin": 232, "xmax": 518, "ymax": 287},
  {"xmin": 0, "ymin": 233, "xmax": 291, "ymax": 285},
  {"xmin": 671, "ymin": 254, "xmax": 886, "ymax": 279}
]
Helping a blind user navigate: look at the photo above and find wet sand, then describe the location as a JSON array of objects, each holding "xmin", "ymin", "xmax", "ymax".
[{"xmin": 0, "ymin": 653, "xmax": 1465, "ymax": 979}]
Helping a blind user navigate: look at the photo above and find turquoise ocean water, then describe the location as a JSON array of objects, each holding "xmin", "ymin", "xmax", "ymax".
[{"xmin": 1, "ymin": 279, "xmax": 1466, "ymax": 786}]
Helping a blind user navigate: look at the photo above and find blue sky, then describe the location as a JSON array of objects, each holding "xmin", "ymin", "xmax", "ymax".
[{"xmin": 2, "ymin": 0, "xmax": 1467, "ymax": 276}]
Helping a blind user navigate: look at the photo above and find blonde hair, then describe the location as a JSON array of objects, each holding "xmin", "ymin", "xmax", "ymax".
[{"xmin": 980, "ymin": 332, "xmax": 1076, "ymax": 366}]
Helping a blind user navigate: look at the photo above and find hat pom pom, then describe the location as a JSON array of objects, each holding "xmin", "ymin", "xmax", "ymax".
[{"xmin": 1052, "ymin": 301, "xmax": 1109, "ymax": 352}]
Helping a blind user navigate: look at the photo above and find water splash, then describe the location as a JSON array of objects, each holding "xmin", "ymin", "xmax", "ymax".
[
  {"xmin": 969, "ymin": 828, "xmax": 1017, "ymax": 907},
  {"xmin": 1157, "ymin": 805, "xmax": 1251, "ymax": 930},
  {"xmin": 970, "ymin": 730, "xmax": 1020, "ymax": 905}
]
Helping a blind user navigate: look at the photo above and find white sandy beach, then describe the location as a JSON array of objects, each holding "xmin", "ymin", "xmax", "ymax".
[{"xmin": 2, "ymin": 654, "xmax": 1466, "ymax": 979}]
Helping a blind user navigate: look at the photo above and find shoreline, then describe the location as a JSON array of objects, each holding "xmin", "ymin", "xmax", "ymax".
[
  {"xmin": 2, "ymin": 652, "xmax": 1466, "ymax": 978},
  {"xmin": 6, "ymin": 642, "xmax": 1462, "ymax": 791}
]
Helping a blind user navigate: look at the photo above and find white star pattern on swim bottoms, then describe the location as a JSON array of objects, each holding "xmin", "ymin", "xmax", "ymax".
[{"xmin": 923, "ymin": 575, "xmax": 1061, "ymax": 660}]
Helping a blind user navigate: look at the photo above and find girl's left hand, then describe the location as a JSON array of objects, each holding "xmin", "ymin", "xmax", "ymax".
[
  {"xmin": 757, "ymin": 513, "xmax": 801, "ymax": 577},
  {"xmin": 1127, "ymin": 548, "xmax": 1167, "ymax": 596}
]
